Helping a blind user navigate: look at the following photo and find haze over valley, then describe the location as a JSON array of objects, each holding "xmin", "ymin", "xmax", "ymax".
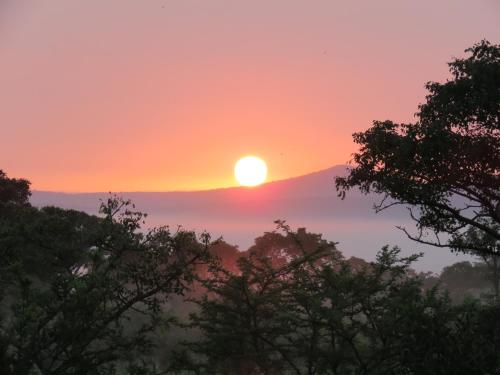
[{"xmin": 31, "ymin": 165, "xmax": 470, "ymax": 272}]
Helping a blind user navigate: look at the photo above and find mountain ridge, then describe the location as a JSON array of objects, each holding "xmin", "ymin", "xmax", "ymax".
[
  {"xmin": 32, "ymin": 165, "xmax": 349, "ymax": 196},
  {"xmin": 30, "ymin": 165, "xmax": 367, "ymax": 218}
]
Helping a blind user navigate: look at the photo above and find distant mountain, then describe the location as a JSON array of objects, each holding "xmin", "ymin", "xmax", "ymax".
[
  {"xmin": 31, "ymin": 165, "xmax": 396, "ymax": 219},
  {"xmin": 30, "ymin": 165, "xmax": 470, "ymax": 272}
]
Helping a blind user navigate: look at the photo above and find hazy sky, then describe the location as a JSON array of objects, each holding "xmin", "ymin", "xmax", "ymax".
[{"xmin": 1, "ymin": 0, "xmax": 499, "ymax": 192}]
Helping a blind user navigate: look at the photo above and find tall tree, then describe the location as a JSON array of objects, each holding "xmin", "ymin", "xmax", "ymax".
[{"xmin": 335, "ymin": 41, "xmax": 500, "ymax": 257}]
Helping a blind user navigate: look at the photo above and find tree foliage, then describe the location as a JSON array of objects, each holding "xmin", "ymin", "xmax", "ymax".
[
  {"xmin": 335, "ymin": 40, "xmax": 500, "ymax": 257},
  {"xmin": 171, "ymin": 226, "xmax": 500, "ymax": 375},
  {"xmin": 0, "ymin": 172, "xmax": 213, "ymax": 375},
  {"xmin": 0, "ymin": 169, "xmax": 30, "ymax": 211}
]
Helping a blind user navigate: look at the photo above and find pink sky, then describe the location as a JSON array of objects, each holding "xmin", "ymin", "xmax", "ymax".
[{"xmin": 1, "ymin": 0, "xmax": 499, "ymax": 192}]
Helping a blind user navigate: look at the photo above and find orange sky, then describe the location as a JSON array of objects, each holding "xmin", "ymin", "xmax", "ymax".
[{"xmin": 1, "ymin": 0, "xmax": 499, "ymax": 192}]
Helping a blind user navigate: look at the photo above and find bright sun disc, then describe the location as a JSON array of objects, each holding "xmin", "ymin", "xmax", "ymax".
[{"xmin": 234, "ymin": 156, "xmax": 267, "ymax": 187}]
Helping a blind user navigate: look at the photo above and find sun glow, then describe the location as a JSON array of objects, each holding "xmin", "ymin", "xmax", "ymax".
[{"xmin": 234, "ymin": 156, "xmax": 268, "ymax": 187}]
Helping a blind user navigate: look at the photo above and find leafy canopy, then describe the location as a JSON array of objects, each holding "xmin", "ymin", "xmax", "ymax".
[
  {"xmin": 336, "ymin": 40, "xmax": 500, "ymax": 257},
  {"xmin": 0, "ymin": 171, "xmax": 214, "ymax": 375}
]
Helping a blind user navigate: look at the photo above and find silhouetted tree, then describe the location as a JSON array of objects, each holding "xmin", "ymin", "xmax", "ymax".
[
  {"xmin": 451, "ymin": 220, "xmax": 500, "ymax": 299},
  {"xmin": 170, "ymin": 226, "xmax": 500, "ymax": 374},
  {"xmin": 0, "ymin": 170, "xmax": 30, "ymax": 208},
  {"xmin": 437, "ymin": 261, "xmax": 490, "ymax": 302},
  {"xmin": 170, "ymin": 225, "xmax": 339, "ymax": 374},
  {"xmin": 0, "ymin": 178, "xmax": 213, "ymax": 374},
  {"xmin": 246, "ymin": 222, "xmax": 340, "ymax": 269},
  {"xmin": 195, "ymin": 240, "xmax": 241, "ymax": 279},
  {"xmin": 335, "ymin": 41, "xmax": 500, "ymax": 258}
]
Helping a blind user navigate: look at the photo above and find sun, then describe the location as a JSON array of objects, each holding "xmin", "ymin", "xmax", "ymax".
[{"xmin": 234, "ymin": 156, "xmax": 268, "ymax": 187}]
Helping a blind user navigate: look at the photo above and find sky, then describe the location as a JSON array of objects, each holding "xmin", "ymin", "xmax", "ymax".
[{"xmin": 1, "ymin": 0, "xmax": 499, "ymax": 192}]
